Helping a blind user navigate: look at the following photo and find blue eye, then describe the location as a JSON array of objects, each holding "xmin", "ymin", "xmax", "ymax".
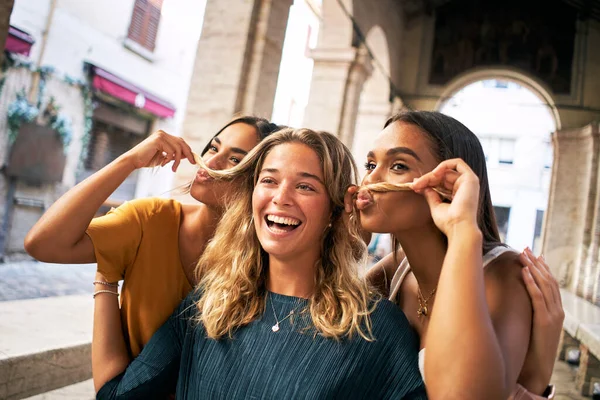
[{"xmin": 230, "ymin": 157, "xmax": 241, "ymax": 164}]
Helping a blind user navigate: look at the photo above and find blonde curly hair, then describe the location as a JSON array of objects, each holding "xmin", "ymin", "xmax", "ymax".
[{"xmin": 194, "ymin": 128, "xmax": 376, "ymax": 341}]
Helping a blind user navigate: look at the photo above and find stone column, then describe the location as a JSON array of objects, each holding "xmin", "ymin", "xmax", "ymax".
[
  {"xmin": 352, "ymin": 67, "xmax": 393, "ymax": 174},
  {"xmin": 174, "ymin": 0, "xmax": 293, "ymax": 194},
  {"xmin": 338, "ymin": 46, "xmax": 373, "ymax": 147},
  {"xmin": 303, "ymin": 46, "xmax": 372, "ymax": 146},
  {"xmin": 543, "ymin": 123, "xmax": 600, "ymax": 296},
  {"xmin": 577, "ymin": 126, "xmax": 600, "ymax": 301}
]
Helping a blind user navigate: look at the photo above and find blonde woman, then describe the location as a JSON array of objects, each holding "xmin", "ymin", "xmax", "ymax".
[
  {"xmin": 25, "ymin": 116, "xmax": 280, "ymax": 358},
  {"xmin": 93, "ymin": 128, "xmax": 426, "ymax": 399}
]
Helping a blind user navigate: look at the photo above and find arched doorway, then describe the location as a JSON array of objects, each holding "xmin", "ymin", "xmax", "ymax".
[{"xmin": 439, "ymin": 77, "xmax": 557, "ymax": 253}]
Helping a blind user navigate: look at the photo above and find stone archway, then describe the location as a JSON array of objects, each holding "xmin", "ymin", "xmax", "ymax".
[
  {"xmin": 436, "ymin": 67, "xmax": 561, "ymax": 129},
  {"xmin": 437, "ymin": 75, "xmax": 557, "ymax": 257}
]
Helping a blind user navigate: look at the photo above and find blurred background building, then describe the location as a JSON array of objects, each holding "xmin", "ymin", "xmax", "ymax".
[
  {"xmin": 440, "ymin": 79, "xmax": 556, "ymax": 253},
  {"xmin": 0, "ymin": 0, "xmax": 205, "ymax": 260}
]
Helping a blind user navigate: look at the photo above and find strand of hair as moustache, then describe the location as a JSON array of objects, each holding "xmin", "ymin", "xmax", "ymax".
[
  {"xmin": 358, "ymin": 182, "xmax": 453, "ymax": 201},
  {"xmin": 191, "ymin": 152, "xmax": 229, "ymax": 179},
  {"xmin": 154, "ymin": 152, "xmax": 226, "ymax": 197}
]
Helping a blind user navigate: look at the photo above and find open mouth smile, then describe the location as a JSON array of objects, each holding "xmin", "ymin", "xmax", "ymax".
[{"xmin": 265, "ymin": 214, "xmax": 302, "ymax": 234}]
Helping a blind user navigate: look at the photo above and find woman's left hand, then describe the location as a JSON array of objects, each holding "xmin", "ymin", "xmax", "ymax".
[
  {"xmin": 410, "ymin": 158, "xmax": 480, "ymax": 238},
  {"xmin": 517, "ymin": 248, "xmax": 564, "ymax": 395}
]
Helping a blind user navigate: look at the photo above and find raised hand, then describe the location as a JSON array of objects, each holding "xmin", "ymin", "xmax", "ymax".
[
  {"xmin": 518, "ymin": 248, "xmax": 564, "ymax": 395},
  {"xmin": 410, "ymin": 158, "xmax": 480, "ymax": 238},
  {"xmin": 126, "ymin": 130, "xmax": 196, "ymax": 172}
]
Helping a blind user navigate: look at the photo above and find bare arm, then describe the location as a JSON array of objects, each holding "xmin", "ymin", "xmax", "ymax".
[
  {"xmin": 24, "ymin": 131, "xmax": 194, "ymax": 263},
  {"xmin": 412, "ymin": 159, "xmax": 531, "ymax": 399},
  {"xmin": 424, "ymin": 226, "xmax": 509, "ymax": 399},
  {"xmin": 92, "ymin": 273, "xmax": 131, "ymax": 392}
]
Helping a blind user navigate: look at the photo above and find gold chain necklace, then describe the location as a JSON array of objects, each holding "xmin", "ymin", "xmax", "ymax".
[{"xmin": 417, "ymin": 286, "xmax": 437, "ymax": 318}]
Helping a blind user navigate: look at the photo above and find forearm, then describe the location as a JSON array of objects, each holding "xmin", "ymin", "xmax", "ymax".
[
  {"xmin": 92, "ymin": 275, "xmax": 131, "ymax": 393},
  {"xmin": 24, "ymin": 154, "xmax": 136, "ymax": 262},
  {"xmin": 425, "ymin": 225, "xmax": 507, "ymax": 399}
]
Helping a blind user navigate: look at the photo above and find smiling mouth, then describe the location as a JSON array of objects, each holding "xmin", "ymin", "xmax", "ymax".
[{"xmin": 265, "ymin": 214, "xmax": 302, "ymax": 233}]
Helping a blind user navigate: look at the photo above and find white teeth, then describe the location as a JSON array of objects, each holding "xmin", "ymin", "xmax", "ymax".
[{"xmin": 266, "ymin": 214, "xmax": 300, "ymax": 226}]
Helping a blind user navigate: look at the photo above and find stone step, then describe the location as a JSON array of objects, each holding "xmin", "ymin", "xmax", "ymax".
[
  {"xmin": 23, "ymin": 380, "xmax": 94, "ymax": 400},
  {"xmin": 0, "ymin": 295, "xmax": 92, "ymax": 400}
]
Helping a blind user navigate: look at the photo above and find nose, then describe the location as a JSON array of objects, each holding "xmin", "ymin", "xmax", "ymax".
[
  {"xmin": 204, "ymin": 152, "xmax": 226, "ymax": 170},
  {"xmin": 272, "ymin": 183, "xmax": 293, "ymax": 206},
  {"xmin": 363, "ymin": 165, "xmax": 383, "ymax": 185}
]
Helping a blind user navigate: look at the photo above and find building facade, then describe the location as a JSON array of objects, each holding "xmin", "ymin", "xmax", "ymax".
[{"xmin": 1, "ymin": 0, "xmax": 205, "ymax": 259}]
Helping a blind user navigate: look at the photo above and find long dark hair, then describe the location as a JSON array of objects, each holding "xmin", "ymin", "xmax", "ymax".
[
  {"xmin": 200, "ymin": 116, "xmax": 281, "ymax": 155},
  {"xmin": 384, "ymin": 110, "xmax": 502, "ymax": 254}
]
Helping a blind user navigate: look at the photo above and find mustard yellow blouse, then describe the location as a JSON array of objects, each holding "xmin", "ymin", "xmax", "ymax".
[{"xmin": 86, "ymin": 197, "xmax": 193, "ymax": 357}]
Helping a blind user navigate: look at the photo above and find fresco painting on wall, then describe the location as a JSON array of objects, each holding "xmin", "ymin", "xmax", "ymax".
[{"xmin": 429, "ymin": 0, "xmax": 577, "ymax": 94}]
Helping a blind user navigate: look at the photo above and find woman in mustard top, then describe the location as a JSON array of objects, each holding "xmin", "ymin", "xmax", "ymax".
[{"xmin": 24, "ymin": 116, "xmax": 280, "ymax": 357}]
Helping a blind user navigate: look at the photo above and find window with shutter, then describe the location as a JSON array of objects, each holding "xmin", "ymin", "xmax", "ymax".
[{"xmin": 127, "ymin": 0, "xmax": 163, "ymax": 52}]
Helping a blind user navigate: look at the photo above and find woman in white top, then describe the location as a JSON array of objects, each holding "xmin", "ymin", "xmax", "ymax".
[{"xmin": 354, "ymin": 111, "xmax": 562, "ymax": 399}]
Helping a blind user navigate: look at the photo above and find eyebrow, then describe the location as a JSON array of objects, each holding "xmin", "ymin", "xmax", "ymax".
[
  {"xmin": 367, "ymin": 147, "xmax": 422, "ymax": 162},
  {"xmin": 260, "ymin": 168, "xmax": 325, "ymax": 185},
  {"xmin": 213, "ymin": 137, "xmax": 249, "ymax": 155}
]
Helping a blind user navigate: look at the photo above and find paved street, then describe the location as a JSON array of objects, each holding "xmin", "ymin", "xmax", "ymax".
[{"xmin": 0, "ymin": 260, "xmax": 96, "ymax": 301}]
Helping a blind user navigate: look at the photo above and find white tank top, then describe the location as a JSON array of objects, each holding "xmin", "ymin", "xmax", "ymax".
[{"xmin": 387, "ymin": 245, "xmax": 517, "ymax": 381}]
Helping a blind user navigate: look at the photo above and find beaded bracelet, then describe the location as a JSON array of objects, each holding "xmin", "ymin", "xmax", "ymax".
[
  {"xmin": 93, "ymin": 280, "xmax": 118, "ymax": 287},
  {"xmin": 93, "ymin": 290, "xmax": 119, "ymax": 299}
]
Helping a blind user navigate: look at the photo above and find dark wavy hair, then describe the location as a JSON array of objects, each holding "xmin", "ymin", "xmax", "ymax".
[
  {"xmin": 200, "ymin": 116, "xmax": 282, "ymax": 156},
  {"xmin": 384, "ymin": 110, "xmax": 502, "ymax": 254}
]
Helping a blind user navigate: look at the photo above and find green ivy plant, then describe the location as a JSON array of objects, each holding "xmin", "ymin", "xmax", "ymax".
[
  {"xmin": 44, "ymin": 96, "xmax": 73, "ymax": 153},
  {"xmin": 7, "ymin": 90, "xmax": 39, "ymax": 146},
  {"xmin": 4, "ymin": 60, "xmax": 91, "ymax": 157}
]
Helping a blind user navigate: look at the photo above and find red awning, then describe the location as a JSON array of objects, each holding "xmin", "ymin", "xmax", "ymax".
[
  {"xmin": 89, "ymin": 64, "xmax": 176, "ymax": 119},
  {"xmin": 5, "ymin": 26, "xmax": 35, "ymax": 56}
]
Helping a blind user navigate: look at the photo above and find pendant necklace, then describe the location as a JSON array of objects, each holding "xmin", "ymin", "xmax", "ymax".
[
  {"xmin": 269, "ymin": 292, "xmax": 307, "ymax": 332},
  {"xmin": 417, "ymin": 286, "xmax": 437, "ymax": 318}
]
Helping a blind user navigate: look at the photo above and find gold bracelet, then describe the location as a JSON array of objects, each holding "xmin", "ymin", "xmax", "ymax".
[
  {"xmin": 93, "ymin": 290, "xmax": 119, "ymax": 299},
  {"xmin": 93, "ymin": 280, "xmax": 118, "ymax": 287}
]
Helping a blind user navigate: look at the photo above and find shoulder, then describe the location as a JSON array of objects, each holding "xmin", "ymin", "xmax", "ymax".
[
  {"xmin": 484, "ymin": 249, "xmax": 523, "ymax": 291},
  {"xmin": 365, "ymin": 249, "xmax": 405, "ymax": 297},
  {"xmin": 128, "ymin": 197, "xmax": 183, "ymax": 226},
  {"xmin": 484, "ymin": 250, "xmax": 532, "ymax": 320},
  {"xmin": 172, "ymin": 289, "xmax": 202, "ymax": 327},
  {"xmin": 369, "ymin": 298, "xmax": 417, "ymax": 345}
]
